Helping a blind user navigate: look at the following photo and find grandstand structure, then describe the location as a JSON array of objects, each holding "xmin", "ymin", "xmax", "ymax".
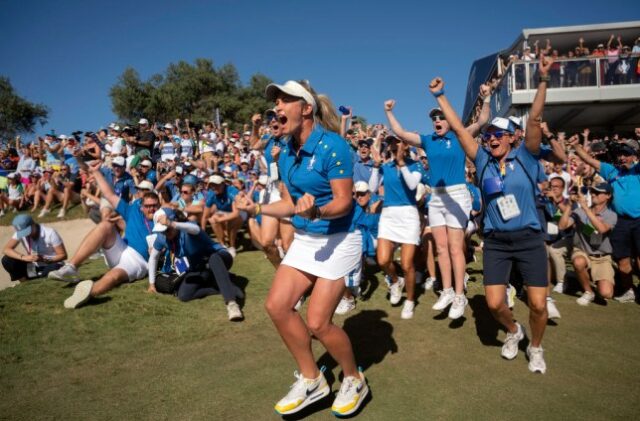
[{"xmin": 463, "ymin": 21, "xmax": 640, "ymax": 135}]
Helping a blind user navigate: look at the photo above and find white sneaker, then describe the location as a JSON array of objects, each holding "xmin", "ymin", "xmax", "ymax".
[
  {"xmin": 294, "ymin": 295, "xmax": 305, "ymax": 312},
  {"xmin": 614, "ymin": 288, "xmax": 636, "ymax": 303},
  {"xmin": 226, "ymin": 301, "xmax": 244, "ymax": 321},
  {"xmin": 552, "ymin": 282, "xmax": 565, "ymax": 294},
  {"xmin": 57, "ymin": 208, "xmax": 66, "ymax": 218},
  {"xmin": 274, "ymin": 370, "xmax": 330, "ymax": 415},
  {"xmin": 335, "ymin": 297, "xmax": 356, "ymax": 315},
  {"xmin": 423, "ymin": 277, "xmax": 436, "ymax": 291},
  {"xmin": 432, "ymin": 288, "xmax": 455, "ymax": 311},
  {"xmin": 501, "ymin": 322, "xmax": 525, "ymax": 360},
  {"xmin": 389, "ymin": 277, "xmax": 405, "ymax": 305},
  {"xmin": 226, "ymin": 247, "xmax": 237, "ymax": 258},
  {"xmin": 546, "ymin": 297, "xmax": 561, "ymax": 319},
  {"xmin": 48, "ymin": 263, "xmax": 79, "ymax": 282},
  {"xmin": 576, "ymin": 291, "xmax": 595, "ymax": 306},
  {"xmin": 448, "ymin": 294, "xmax": 468, "ymax": 320},
  {"xmin": 527, "ymin": 345, "xmax": 547, "ymax": 374},
  {"xmin": 38, "ymin": 208, "xmax": 50, "ymax": 218},
  {"xmin": 63, "ymin": 280, "xmax": 93, "ymax": 309},
  {"xmin": 506, "ymin": 284, "xmax": 516, "ymax": 309},
  {"xmin": 331, "ymin": 371, "xmax": 369, "ymax": 417},
  {"xmin": 401, "ymin": 300, "xmax": 415, "ymax": 319},
  {"xmin": 463, "ymin": 272, "xmax": 469, "ymax": 293},
  {"xmin": 0, "ymin": 210, "xmax": 5, "ymax": 217}
]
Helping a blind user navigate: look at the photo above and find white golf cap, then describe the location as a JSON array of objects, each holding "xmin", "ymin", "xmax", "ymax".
[
  {"xmin": 487, "ymin": 117, "xmax": 515, "ymax": 133},
  {"xmin": 258, "ymin": 175, "xmax": 269, "ymax": 185},
  {"xmin": 112, "ymin": 125, "xmax": 121, "ymax": 131},
  {"xmin": 112, "ymin": 156, "xmax": 126, "ymax": 167},
  {"xmin": 136, "ymin": 180, "xmax": 154, "ymax": 191},
  {"xmin": 208, "ymin": 175, "xmax": 225, "ymax": 185},
  {"xmin": 152, "ymin": 208, "xmax": 169, "ymax": 232},
  {"xmin": 508, "ymin": 116, "xmax": 522, "ymax": 129},
  {"xmin": 354, "ymin": 181, "xmax": 369, "ymax": 193},
  {"xmin": 265, "ymin": 80, "xmax": 317, "ymax": 113},
  {"xmin": 140, "ymin": 159, "xmax": 152, "ymax": 167},
  {"xmin": 138, "ymin": 118, "xmax": 149, "ymax": 125},
  {"xmin": 164, "ymin": 123, "xmax": 173, "ymax": 129}
]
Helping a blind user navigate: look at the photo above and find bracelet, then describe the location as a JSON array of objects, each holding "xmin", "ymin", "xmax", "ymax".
[
  {"xmin": 432, "ymin": 89, "xmax": 445, "ymax": 98},
  {"xmin": 255, "ymin": 204, "xmax": 261, "ymax": 216},
  {"xmin": 313, "ymin": 205, "xmax": 322, "ymax": 220},
  {"xmin": 539, "ymin": 75, "xmax": 550, "ymax": 83},
  {"xmin": 483, "ymin": 95, "xmax": 491, "ymax": 104}
]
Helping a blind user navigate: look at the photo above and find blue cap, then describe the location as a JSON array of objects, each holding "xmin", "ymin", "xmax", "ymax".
[
  {"xmin": 183, "ymin": 174, "xmax": 198, "ymax": 186},
  {"xmin": 487, "ymin": 117, "xmax": 515, "ymax": 134},
  {"xmin": 12, "ymin": 214, "xmax": 34, "ymax": 239}
]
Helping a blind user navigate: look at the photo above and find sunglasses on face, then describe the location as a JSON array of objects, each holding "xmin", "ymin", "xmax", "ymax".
[
  {"xmin": 431, "ymin": 115, "xmax": 445, "ymax": 122},
  {"xmin": 142, "ymin": 203, "xmax": 159, "ymax": 209},
  {"xmin": 355, "ymin": 192, "xmax": 369, "ymax": 197},
  {"xmin": 481, "ymin": 131, "xmax": 511, "ymax": 141},
  {"xmin": 181, "ymin": 190, "xmax": 192, "ymax": 194}
]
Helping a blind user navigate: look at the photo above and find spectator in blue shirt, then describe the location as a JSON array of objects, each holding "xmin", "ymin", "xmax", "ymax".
[
  {"xmin": 353, "ymin": 139, "xmax": 375, "ymax": 184},
  {"xmin": 236, "ymin": 80, "xmax": 368, "ymax": 417},
  {"xmin": 203, "ymin": 175, "xmax": 243, "ymax": 258},
  {"xmin": 100, "ymin": 156, "xmax": 135, "ymax": 203},
  {"xmin": 432, "ymin": 53, "xmax": 555, "ymax": 374}
]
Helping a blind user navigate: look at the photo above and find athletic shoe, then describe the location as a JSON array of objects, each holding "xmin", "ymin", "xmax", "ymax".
[
  {"xmin": 274, "ymin": 369, "xmax": 330, "ymax": 415},
  {"xmin": 48, "ymin": 263, "xmax": 79, "ymax": 282},
  {"xmin": 277, "ymin": 245, "xmax": 285, "ymax": 259},
  {"xmin": 57, "ymin": 208, "xmax": 66, "ymax": 218},
  {"xmin": 400, "ymin": 300, "xmax": 415, "ymax": 319},
  {"xmin": 546, "ymin": 297, "xmax": 561, "ymax": 319},
  {"xmin": 614, "ymin": 288, "xmax": 636, "ymax": 303},
  {"xmin": 63, "ymin": 280, "xmax": 93, "ymax": 309},
  {"xmin": 38, "ymin": 208, "xmax": 50, "ymax": 218},
  {"xmin": 448, "ymin": 294, "xmax": 468, "ymax": 320},
  {"xmin": 226, "ymin": 301, "xmax": 244, "ymax": 321},
  {"xmin": 463, "ymin": 272, "xmax": 469, "ymax": 293},
  {"xmin": 423, "ymin": 277, "xmax": 436, "ymax": 291},
  {"xmin": 526, "ymin": 345, "xmax": 547, "ymax": 374},
  {"xmin": 294, "ymin": 296, "xmax": 305, "ymax": 312},
  {"xmin": 335, "ymin": 297, "xmax": 356, "ymax": 315},
  {"xmin": 389, "ymin": 277, "xmax": 405, "ymax": 305},
  {"xmin": 331, "ymin": 371, "xmax": 369, "ymax": 417},
  {"xmin": 0, "ymin": 210, "xmax": 5, "ymax": 217},
  {"xmin": 501, "ymin": 322, "xmax": 525, "ymax": 360},
  {"xmin": 432, "ymin": 287, "xmax": 455, "ymax": 311},
  {"xmin": 226, "ymin": 247, "xmax": 237, "ymax": 258},
  {"xmin": 552, "ymin": 282, "xmax": 565, "ymax": 294},
  {"xmin": 383, "ymin": 274, "xmax": 392, "ymax": 289},
  {"xmin": 576, "ymin": 291, "xmax": 595, "ymax": 306},
  {"xmin": 507, "ymin": 284, "xmax": 516, "ymax": 309}
]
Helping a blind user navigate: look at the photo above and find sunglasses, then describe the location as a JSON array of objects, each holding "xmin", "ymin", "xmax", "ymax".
[
  {"xmin": 181, "ymin": 190, "xmax": 192, "ymax": 194},
  {"xmin": 481, "ymin": 130, "xmax": 511, "ymax": 141},
  {"xmin": 590, "ymin": 190, "xmax": 608, "ymax": 195},
  {"xmin": 355, "ymin": 192, "xmax": 369, "ymax": 197},
  {"xmin": 142, "ymin": 203, "xmax": 159, "ymax": 209},
  {"xmin": 431, "ymin": 115, "xmax": 445, "ymax": 122}
]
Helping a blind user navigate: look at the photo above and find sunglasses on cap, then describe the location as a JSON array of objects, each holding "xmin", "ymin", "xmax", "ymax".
[
  {"xmin": 431, "ymin": 115, "xmax": 445, "ymax": 122},
  {"xmin": 481, "ymin": 130, "xmax": 511, "ymax": 141}
]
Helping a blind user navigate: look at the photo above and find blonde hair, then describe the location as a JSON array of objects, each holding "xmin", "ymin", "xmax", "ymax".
[{"xmin": 297, "ymin": 80, "xmax": 341, "ymax": 134}]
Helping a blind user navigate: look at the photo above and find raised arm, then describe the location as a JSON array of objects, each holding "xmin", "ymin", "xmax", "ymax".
[
  {"xmin": 89, "ymin": 163, "xmax": 119, "ymax": 208},
  {"xmin": 383, "ymin": 100, "xmax": 421, "ymax": 146},
  {"xmin": 430, "ymin": 78, "xmax": 479, "ymax": 160},
  {"xmin": 525, "ymin": 53, "xmax": 553, "ymax": 155},
  {"xmin": 567, "ymin": 136, "xmax": 601, "ymax": 172},
  {"xmin": 340, "ymin": 107, "xmax": 352, "ymax": 138},
  {"xmin": 249, "ymin": 114, "xmax": 265, "ymax": 150},
  {"xmin": 466, "ymin": 83, "xmax": 492, "ymax": 136}
]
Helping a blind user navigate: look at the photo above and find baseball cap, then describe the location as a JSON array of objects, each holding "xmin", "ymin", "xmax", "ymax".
[
  {"xmin": 136, "ymin": 180, "xmax": 154, "ymax": 191},
  {"xmin": 112, "ymin": 156, "xmax": 126, "ymax": 167},
  {"xmin": 358, "ymin": 139, "xmax": 372, "ymax": 148},
  {"xmin": 508, "ymin": 116, "xmax": 523, "ymax": 129},
  {"xmin": 140, "ymin": 159, "xmax": 152, "ymax": 167},
  {"xmin": 591, "ymin": 182, "xmax": 612, "ymax": 194},
  {"xmin": 265, "ymin": 80, "xmax": 317, "ymax": 113},
  {"xmin": 243, "ymin": 131, "xmax": 251, "ymax": 136},
  {"xmin": 429, "ymin": 107, "xmax": 444, "ymax": 118},
  {"xmin": 138, "ymin": 118, "xmax": 149, "ymax": 125},
  {"xmin": 163, "ymin": 123, "xmax": 173, "ymax": 130},
  {"xmin": 622, "ymin": 139, "xmax": 639, "ymax": 152},
  {"xmin": 7, "ymin": 172, "xmax": 18, "ymax": 179},
  {"xmin": 152, "ymin": 208, "xmax": 177, "ymax": 233},
  {"xmin": 258, "ymin": 175, "xmax": 269, "ymax": 185},
  {"xmin": 208, "ymin": 175, "xmax": 225, "ymax": 185},
  {"xmin": 12, "ymin": 214, "xmax": 34, "ymax": 239},
  {"xmin": 175, "ymin": 166, "xmax": 184, "ymax": 175},
  {"xmin": 354, "ymin": 181, "xmax": 369, "ymax": 193},
  {"xmin": 487, "ymin": 117, "xmax": 515, "ymax": 134}
]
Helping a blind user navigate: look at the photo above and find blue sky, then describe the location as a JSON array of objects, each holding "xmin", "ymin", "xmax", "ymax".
[{"xmin": 1, "ymin": 0, "xmax": 637, "ymax": 138}]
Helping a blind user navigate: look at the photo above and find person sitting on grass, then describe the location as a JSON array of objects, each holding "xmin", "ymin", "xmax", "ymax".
[
  {"xmin": 2, "ymin": 214, "xmax": 67, "ymax": 283},
  {"xmin": 0, "ymin": 173, "xmax": 26, "ymax": 216},
  {"xmin": 202, "ymin": 175, "xmax": 243, "ymax": 258},
  {"xmin": 147, "ymin": 208, "xmax": 244, "ymax": 321},
  {"xmin": 49, "ymin": 161, "xmax": 157, "ymax": 309},
  {"xmin": 558, "ymin": 183, "xmax": 617, "ymax": 305}
]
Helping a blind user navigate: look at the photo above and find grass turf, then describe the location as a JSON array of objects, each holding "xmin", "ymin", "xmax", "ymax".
[{"xmin": 1, "ymin": 250, "xmax": 639, "ymax": 420}]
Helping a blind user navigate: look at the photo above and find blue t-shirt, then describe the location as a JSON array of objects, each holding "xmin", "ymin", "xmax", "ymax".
[
  {"xmin": 379, "ymin": 159, "xmax": 420, "ymax": 207},
  {"xmin": 116, "ymin": 199, "xmax": 154, "ymax": 259},
  {"xmin": 279, "ymin": 125, "xmax": 355, "ymax": 235},
  {"xmin": 420, "ymin": 131, "xmax": 466, "ymax": 187},
  {"xmin": 599, "ymin": 162, "xmax": 640, "ymax": 218},
  {"xmin": 205, "ymin": 185, "xmax": 240, "ymax": 212},
  {"xmin": 353, "ymin": 156, "xmax": 374, "ymax": 184},
  {"xmin": 152, "ymin": 224, "xmax": 226, "ymax": 272},
  {"xmin": 63, "ymin": 146, "xmax": 80, "ymax": 174},
  {"xmin": 352, "ymin": 196, "xmax": 381, "ymax": 257},
  {"xmin": 101, "ymin": 168, "xmax": 135, "ymax": 202},
  {"xmin": 474, "ymin": 146, "xmax": 543, "ymax": 233}
]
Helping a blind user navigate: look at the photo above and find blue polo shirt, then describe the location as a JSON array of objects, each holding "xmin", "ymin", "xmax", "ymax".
[
  {"xmin": 101, "ymin": 168, "xmax": 135, "ymax": 202},
  {"xmin": 475, "ymin": 146, "xmax": 543, "ymax": 233},
  {"xmin": 352, "ymin": 197, "xmax": 381, "ymax": 257},
  {"xmin": 353, "ymin": 156, "xmax": 374, "ymax": 183},
  {"xmin": 279, "ymin": 124, "xmax": 355, "ymax": 234},
  {"xmin": 116, "ymin": 199, "xmax": 154, "ymax": 259},
  {"xmin": 599, "ymin": 162, "xmax": 640, "ymax": 218},
  {"xmin": 420, "ymin": 131, "xmax": 466, "ymax": 187},
  {"xmin": 205, "ymin": 185, "xmax": 240, "ymax": 212},
  {"xmin": 378, "ymin": 159, "xmax": 420, "ymax": 207},
  {"xmin": 153, "ymin": 224, "xmax": 226, "ymax": 272}
]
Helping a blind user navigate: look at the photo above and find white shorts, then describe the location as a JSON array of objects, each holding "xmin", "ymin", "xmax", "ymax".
[
  {"xmin": 378, "ymin": 206, "xmax": 421, "ymax": 245},
  {"xmin": 428, "ymin": 184, "xmax": 472, "ymax": 229},
  {"xmin": 266, "ymin": 180, "xmax": 282, "ymax": 204},
  {"xmin": 282, "ymin": 230, "xmax": 362, "ymax": 280},
  {"xmin": 102, "ymin": 233, "xmax": 148, "ymax": 282}
]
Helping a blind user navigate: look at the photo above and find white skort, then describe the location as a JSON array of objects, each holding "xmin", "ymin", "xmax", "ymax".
[
  {"xmin": 428, "ymin": 183, "xmax": 472, "ymax": 229},
  {"xmin": 282, "ymin": 229, "xmax": 362, "ymax": 280},
  {"xmin": 102, "ymin": 233, "xmax": 148, "ymax": 282},
  {"xmin": 378, "ymin": 205, "xmax": 421, "ymax": 245}
]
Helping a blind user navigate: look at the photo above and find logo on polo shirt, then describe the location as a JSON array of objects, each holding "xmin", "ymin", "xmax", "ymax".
[{"xmin": 307, "ymin": 155, "xmax": 316, "ymax": 170}]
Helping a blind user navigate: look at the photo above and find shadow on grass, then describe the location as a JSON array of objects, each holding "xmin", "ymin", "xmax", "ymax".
[
  {"xmin": 84, "ymin": 296, "xmax": 112, "ymax": 307},
  {"xmin": 359, "ymin": 263, "xmax": 380, "ymax": 302},
  {"xmin": 468, "ymin": 294, "xmax": 502, "ymax": 347}
]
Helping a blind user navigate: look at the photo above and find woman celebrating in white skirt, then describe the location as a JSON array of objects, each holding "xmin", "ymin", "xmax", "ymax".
[
  {"xmin": 236, "ymin": 80, "xmax": 368, "ymax": 417},
  {"xmin": 369, "ymin": 136, "xmax": 422, "ymax": 319}
]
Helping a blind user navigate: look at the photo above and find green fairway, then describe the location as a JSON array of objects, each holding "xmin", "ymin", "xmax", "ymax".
[{"xmin": 1, "ymin": 250, "xmax": 639, "ymax": 420}]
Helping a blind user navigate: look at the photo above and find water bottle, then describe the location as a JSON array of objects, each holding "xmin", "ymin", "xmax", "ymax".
[{"xmin": 338, "ymin": 106, "xmax": 350, "ymax": 116}]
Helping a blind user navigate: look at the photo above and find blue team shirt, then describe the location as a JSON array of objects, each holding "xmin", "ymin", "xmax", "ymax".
[
  {"xmin": 116, "ymin": 199, "xmax": 154, "ymax": 259},
  {"xmin": 205, "ymin": 185, "xmax": 240, "ymax": 212},
  {"xmin": 420, "ymin": 131, "xmax": 466, "ymax": 187},
  {"xmin": 467, "ymin": 182, "xmax": 482, "ymax": 213},
  {"xmin": 101, "ymin": 168, "xmax": 135, "ymax": 202},
  {"xmin": 279, "ymin": 124, "xmax": 355, "ymax": 235},
  {"xmin": 379, "ymin": 159, "xmax": 420, "ymax": 207},
  {"xmin": 599, "ymin": 162, "xmax": 640, "ymax": 218},
  {"xmin": 153, "ymin": 224, "xmax": 226, "ymax": 272},
  {"xmin": 352, "ymin": 197, "xmax": 382, "ymax": 257},
  {"xmin": 353, "ymin": 156, "xmax": 375, "ymax": 184},
  {"xmin": 475, "ymin": 146, "xmax": 543, "ymax": 233}
]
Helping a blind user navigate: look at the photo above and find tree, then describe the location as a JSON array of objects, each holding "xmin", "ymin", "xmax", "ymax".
[
  {"xmin": 0, "ymin": 76, "xmax": 48, "ymax": 141},
  {"xmin": 109, "ymin": 59, "xmax": 273, "ymax": 130}
]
